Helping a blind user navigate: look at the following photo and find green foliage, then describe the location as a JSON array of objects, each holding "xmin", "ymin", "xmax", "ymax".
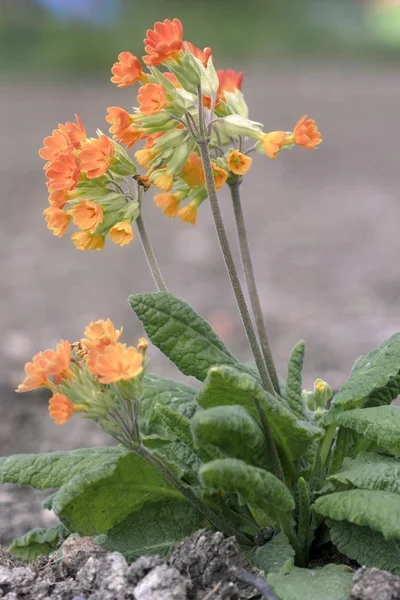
[
  {"xmin": 335, "ymin": 406, "xmax": 400, "ymax": 453},
  {"xmin": 268, "ymin": 563, "xmax": 353, "ymax": 600},
  {"xmin": 244, "ymin": 532, "xmax": 295, "ymax": 574},
  {"xmin": 97, "ymin": 500, "xmax": 207, "ymax": 560},
  {"xmin": 330, "ymin": 333, "xmax": 400, "ymax": 412},
  {"xmin": 128, "ymin": 292, "xmax": 239, "ymax": 381},
  {"xmin": 199, "ymin": 458, "xmax": 295, "ymax": 513},
  {"xmin": 327, "ymin": 519, "xmax": 400, "ymax": 575},
  {"xmin": 191, "ymin": 405, "xmax": 268, "ymax": 468},
  {"xmin": 329, "ymin": 452, "xmax": 400, "ymax": 494},
  {"xmin": 313, "ymin": 489, "xmax": 400, "ymax": 540},
  {"xmin": 9, "ymin": 524, "xmax": 69, "ymax": 561},
  {"xmin": 285, "ymin": 340, "xmax": 307, "ymax": 420}
]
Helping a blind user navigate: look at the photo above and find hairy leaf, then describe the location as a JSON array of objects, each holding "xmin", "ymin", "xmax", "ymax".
[
  {"xmin": 313, "ymin": 489, "xmax": 400, "ymax": 540},
  {"xmin": 191, "ymin": 405, "xmax": 267, "ymax": 468},
  {"xmin": 98, "ymin": 499, "xmax": 207, "ymax": 560},
  {"xmin": 328, "ymin": 519, "xmax": 400, "ymax": 575},
  {"xmin": 245, "ymin": 532, "xmax": 295, "ymax": 574},
  {"xmin": 268, "ymin": 563, "xmax": 353, "ymax": 600},
  {"xmin": 329, "ymin": 452, "xmax": 400, "ymax": 494},
  {"xmin": 330, "ymin": 333, "xmax": 400, "ymax": 412},
  {"xmin": 335, "ymin": 406, "xmax": 400, "ymax": 453},
  {"xmin": 140, "ymin": 373, "xmax": 198, "ymax": 436},
  {"xmin": 196, "ymin": 365, "xmax": 322, "ymax": 462},
  {"xmin": 285, "ymin": 341, "xmax": 307, "ymax": 420},
  {"xmin": 363, "ymin": 373, "xmax": 400, "ymax": 408},
  {"xmin": 199, "ymin": 458, "xmax": 295, "ymax": 512},
  {"xmin": 49, "ymin": 451, "xmax": 182, "ymax": 535},
  {"xmin": 9, "ymin": 524, "xmax": 68, "ymax": 561},
  {"xmin": 128, "ymin": 292, "xmax": 239, "ymax": 381}
]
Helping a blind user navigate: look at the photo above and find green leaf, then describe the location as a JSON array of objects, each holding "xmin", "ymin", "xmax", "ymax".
[
  {"xmin": 285, "ymin": 341, "xmax": 307, "ymax": 420},
  {"xmin": 140, "ymin": 373, "xmax": 198, "ymax": 436},
  {"xmin": 268, "ymin": 563, "xmax": 353, "ymax": 600},
  {"xmin": 9, "ymin": 524, "xmax": 68, "ymax": 561},
  {"xmin": 329, "ymin": 452, "xmax": 400, "ymax": 494},
  {"xmin": 191, "ymin": 405, "xmax": 267, "ymax": 468},
  {"xmin": 363, "ymin": 373, "xmax": 400, "ymax": 408},
  {"xmin": 313, "ymin": 489, "xmax": 400, "ymax": 540},
  {"xmin": 335, "ymin": 406, "xmax": 400, "ymax": 453},
  {"xmin": 98, "ymin": 499, "xmax": 207, "ymax": 560},
  {"xmin": 199, "ymin": 458, "xmax": 295, "ymax": 513},
  {"xmin": 196, "ymin": 365, "xmax": 322, "ymax": 462},
  {"xmin": 128, "ymin": 292, "xmax": 239, "ymax": 381},
  {"xmin": 330, "ymin": 332, "xmax": 400, "ymax": 412},
  {"xmin": 0, "ymin": 447, "xmax": 129, "ymax": 490},
  {"xmin": 328, "ymin": 519, "xmax": 400, "ymax": 575},
  {"xmin": 245, "ymin": 532, "xmax": 295, "ymax": 574},
  {"xmin": 51, "ymin": 450, "xmax": 182, "ymax": 536}
]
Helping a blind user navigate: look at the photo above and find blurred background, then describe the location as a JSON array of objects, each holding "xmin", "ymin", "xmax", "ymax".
[{"xmin": 2, "ymin": 0, "xmax": 400, "ymax": 456}]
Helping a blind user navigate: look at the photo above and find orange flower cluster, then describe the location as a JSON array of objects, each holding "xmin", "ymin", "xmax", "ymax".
[
  {"xmin": 39, "ymin": 17, "xmax": 322, "ymax": 233},
  {"xmin": 17, "ymin": 320, "xmax": 148, "ymax": 425}
]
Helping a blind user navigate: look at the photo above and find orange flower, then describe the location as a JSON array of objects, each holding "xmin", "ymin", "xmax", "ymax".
[
  {"xmin": 79, "ymin": 135, "xmax": 114, "ymax": 179},
  {"xmin": 135, "ymin": 148, "xmax": 156, "ymax": 169},
  {"xmin": 43, "ymin": 207, "xmax": 71, "ymax": 237},
  {"xmin": 291, "ymin": 115, "xmax": 322, "ymax": 150},
  {"xmin": 69, "ymin": 200, "xmax": 103, "ymax": 233},
  {"xmin": 48, "ymin": 189, "xmax": 68, "ymax": 208},
  {"xmin": 259, "ymin": 131, "xmax": 286, "ymax": 160},
  {"xmin": 71, "ymin": 231, "xmax": 105, "ymax": 251},
  {"xmin": 64, "ymin": 114, "xmax": 86, "ymax": 149},
  {"xmin": 106, "ymin": 107, "xmax": 141, "ymax": 149},
  {"xmin": 227, "ymin": 150, "xmax": 252, "ymax": 175},
  {"xmin": 138, "ymin": 337, "xmax": 149, "ymax": 352},
  {"xmin": 201, "ymin": 162, "xmax": 227, "ymax": 191},
  {"xmin": 152, "ymin": 169, "xmax": 173, "ymax": 192},
  {"xmin": 45, "ymin": 152, "xmax": 80, "ymax": 191},
  {"xmin": 217, "ymin": 69, "xmax": 243, "ymax": 100},
  {"xmin": 48, "ymin": 394, "xmax": 87, "ymax": 425},
  {"xmin": 82, "ymin": 318, "xmax": 123, "ymax": 352},
  {"xmin": 144, "ymin": 132, "xmax": 164, "ymax": 149},
  {"xmin": 143, "ymin": 18, "xmax": 183, "ymax": 66},
  {"xmin": 154, "ymin": 192, "xmax": 182, "ymax": 217},
  {"xmin": 180, "ymin": 153, "xmax": 204, "ymax": 189},
  {"xmin": 138, "ymin": 83, "xmax": 167, "ymax": 116},
  {"xmin": 39, "ymin": 127, "xmax": 71, "ymax": 163},
  {"xmin": 111, "ymin": 52, "xmax": 145, "ymax": 88},
  {"xmin": 109, "ymin": 221, "xmax": 134, "ymax": 246},
  {"xmin": 48, "ymin": 340, "xmax": 72, "ymax": 383},
  {"xmin": 16, "ymin": 351, "xmax": 53, "ymax": 392},
  {"xmin": 184, "ymin": 41, "xmax": 212, "ymax": 66},
  {"xmin": 177, "ymin": 201, "xmax": 198, "ymax": 225},
  {"xmin": 88, "ymin": 342, "xmax": 143, "ymax": 384},
  {"xmin": 163, "ymin": 72, "xmax": 182, "ymax": 88}
]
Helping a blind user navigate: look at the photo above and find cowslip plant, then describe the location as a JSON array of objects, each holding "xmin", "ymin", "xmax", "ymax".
[{"xmin": 1, "ymin": 17, "xmax": 399, "ymax": 600}]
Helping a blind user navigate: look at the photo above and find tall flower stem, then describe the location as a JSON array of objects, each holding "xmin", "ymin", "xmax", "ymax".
[
  {"xmin": 136, "ymin": 188, "xmax": 167, "ymax": 292},
  {"xmin": 229, "ymin": 181, "xmax": 280, "ymax": 395}
]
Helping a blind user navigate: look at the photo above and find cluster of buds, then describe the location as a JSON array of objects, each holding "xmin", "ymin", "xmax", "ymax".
[
  {"xmin": 303, "ymin": 378, "xmax": 333, "ymax": 415},
  {"xmin": 16, "ymin": 320, "xmax": 148, "ymax": 444},
  {"xmin": 39, "ymin": 17, "xmax": 322, "ymax": 241}
]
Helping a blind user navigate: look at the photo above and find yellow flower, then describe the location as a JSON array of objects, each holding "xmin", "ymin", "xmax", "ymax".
[
  {"xmin": 109, "ymin": 221, "xmax": 134, "ymax": 246},
  {"xmin": 71, "ymin": 231, "xmax": 105, "ymax": 251},
  {"xmin": 153, "ymin": 193, "xmax": 182, "ymax": 217},
  {"xmin": 177, "ymin": 201, "xmax": 198, "ymax": 225}
]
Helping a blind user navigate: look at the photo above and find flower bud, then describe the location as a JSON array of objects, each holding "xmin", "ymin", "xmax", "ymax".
[
  {"xmin": 223, "ymin": 90, "xmax": 249, "ymax": 118},
  {"xmin": 313, "ymin": 379, "xmax": 332, "ymax": 409},
  {"xmin": 220, "ymin": 114, "xmax": 263, "ymax": 139}
]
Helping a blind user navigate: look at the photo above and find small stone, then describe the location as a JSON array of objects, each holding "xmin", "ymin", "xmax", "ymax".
[
  {"xmin": 352, "ymin": 567, "xmax": 400, "ymax": 600},
  {"xmin": 133, "ymin": 564, "xmax": 190, "ymax": 600},
  {"xmin": 76, "ymin": 556, "xmax": 98, "ymax": 589},
  {"xmin": 61, "ymin": 536, "xmax": 106, "ymax": 575},
  {"xmin": 127, "ymin": 555, "xmax": 165, "ymax": 586}
]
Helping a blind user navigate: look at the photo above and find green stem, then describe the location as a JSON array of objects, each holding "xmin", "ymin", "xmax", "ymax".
[
  {"xmin": 320, "ymin": 423, "xmax": 337, "ymax": 469},
  {"xmin": 229, "ymin": 181, "xmax": 280, "ymax": 395},
  {"xmin": 135, "ymin": 444, "xmax": 253, "ymax": 545},
  {"xmin": 136, "ymin": 207, "xmax": 167, "ymax": 293},
  {"xmin": 354, "ymin": 434, "xmax": 372, "ymax": 455}
]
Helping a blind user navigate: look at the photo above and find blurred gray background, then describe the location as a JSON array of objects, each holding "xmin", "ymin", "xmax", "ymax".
[{"xmin": 2, "ymin": 0, "xmax": 400, "ymax": 456}]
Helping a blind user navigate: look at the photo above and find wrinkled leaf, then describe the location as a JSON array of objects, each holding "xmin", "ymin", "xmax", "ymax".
[
  {"xmin": 245, "ymin": 532, "xmax": 295, "ymax": 574},
  {"xmin": 330, "ymin": 333, "xmax": 400, "ymax": 412},
  {"xmin": 196, "ymin": 365, "xmax": 321, "ymax": 462},
  {"xmin": 285, "ymin": 341, "xmax": 307, "ymax": 420},
  {"xmin": 199, "ymin": 458, "xmax": 295, "ymax": 513},
  {"xmin": 363, "ymin": 373, "xmax": 400, "ymax": 408},
  {"xmin": 313, "ymin": 489, "xmax": 400, "ymax": 540},
  {"xmin": 329, "ymin": 452, "xmax": 400, "ymax": 494},
  {"xmin": 128, "ymin": 292, "xmax": 239, "ymax": 381},
  {"xmin": 9, "ymin": 524, "xmax": 68, "ymax": 561},
  {"xmin": 268, "ymin": 563, "xmax": 353, "ymax": 600},
  {"xmin": 98, "ymin": 499, "xmax": 207, "ymax": 560},
  {"xmin": 328, "ymin": 519, "xmax": 400, "ymax": 575},
  {"xmin": 191, "ymin": 405, "xmax": 267, "ymax": 468},
  {"xmin": 335, "ymin": 406, "xmax": 400, "ymax": 453}
]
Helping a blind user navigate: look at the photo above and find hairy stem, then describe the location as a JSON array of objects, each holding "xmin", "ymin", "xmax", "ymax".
[
  {"xmin": 320, "ymin": 423, "xmax": 337, "ymax": 469},
  {"xmin": 229, "ymin": 181, "xmax": 280, "ymax": 394},
  {"xmin": 136, "ymin": 191, "xmax": 167, "ymax": 292},
  {"xmin": 135, "ymin": 444, "xmax": 253, "ymax": 545}
]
